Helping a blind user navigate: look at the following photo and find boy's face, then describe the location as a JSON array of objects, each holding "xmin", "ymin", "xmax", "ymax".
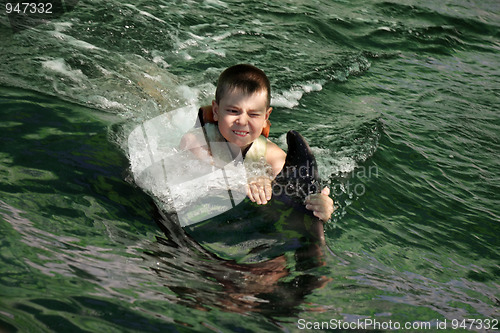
[{"xmin": 213, "ymin": 89, "xmax": 272, "ymax": 150}]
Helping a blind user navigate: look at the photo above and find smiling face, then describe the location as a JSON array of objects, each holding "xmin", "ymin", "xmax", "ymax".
[{"xmin": 212, "ymin": 89, "xmax": 272, "ymax": 150}]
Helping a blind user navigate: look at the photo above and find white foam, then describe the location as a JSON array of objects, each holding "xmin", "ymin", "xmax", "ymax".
[
  {"xmin": 212, "ymin": 31, "xmax": 232, "ymax": 41},
  {"xmin": 378, "ymin": 26, "xmax": 394, "ymax": 32},
  {"xmin": 41, "ymin": 58, "xmax": 87, "ymax": 82},
  {"xmin": 53, "ymin": 22, "xmax": 72, "ymax": 32},
  {"xmin": 276, "ymin": 133, "xmax": 287, "ymax": 150},
  {"xmin": 48, "ymin": 31, "xmax": 102, "ymax": 51},
  {"xmin": 89, "ymin": 96, "xmax": 127, "ymax": 111},
  {"xmin": 313, "ymin": 146, "xmax": 358, "ymax": 178},
  {"xmin": 70, "ymin": 39, "xmax": 100, "ymax": 51},
  {"xmin": 301, "ymin": 82, "xmax": 323, "ymax": 93},
  {"xmin": 274, "ymin": 133, "xmax": 358, "ymax": 179},
  {"xmin": 271, "ymin": 81, "xmax": 323, "ymax": 109},
  {"xmin": 187, "ymin": 32, "xmax": 205, "ymax": 41},
  {"xmin": 123, "ymin": 4, "xmax": 166, "ymax": 23},
  {"xmin": 176, "ymin": 37, "xmax": 199, "ymax": 50},
  {"xmin": 271, "ymin": 90, "xmax": 303, "ymax": 108},
  {"xmin": 128, "ymin": 105, "xmax": 199, "ymax": 175},
  {"xmin": 177, "ymin": 85, "xmax": 201, "ymax": 105},
  {"xmin": 202, "ymin": 48, "xmax": 226, "ymax": 57},
  {"xmin": 181, "ymin": 52, "xmax": 193, "ymax": 60},
  {"xmin": 331, "ymin": 157, "xmax": 358, "ymax": 175},
  {"xmin": 128, "ymin": 105, "xmax": 252, "ymax": 226},
  {"xmin": 152, "ymin": 55, "xmax": 170, "ymax": 68},
  {"xmin": 203, "ymin": 0, "xmax": 228, "ymax": 8},
  {"xmin": 50, "ymin": 32, "xmax": 66, "ymax": 40},
  {"xmin": 143, "ymin": 73, "xmax": 162, "ymax": 82}
]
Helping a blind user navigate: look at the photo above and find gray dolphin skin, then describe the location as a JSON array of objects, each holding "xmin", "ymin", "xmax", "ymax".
[
  {"xmin": 272, "ymin": 130, "xmax": 325, "ymax": 244},
  {"xmin": 155, "ymin": 130, "xmax": 326, "ymax": 262},
  {"xmin": 274, "ymin": 130, "xmax": 320, "ymax": 209}
]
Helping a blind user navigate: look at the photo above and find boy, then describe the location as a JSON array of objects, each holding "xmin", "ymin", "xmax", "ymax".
[{"xmin": 181, "ymin": 64, "xmax": 333, "ymax": 222}]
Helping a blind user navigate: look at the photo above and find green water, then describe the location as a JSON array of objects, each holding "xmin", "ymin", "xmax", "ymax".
[{"xmin": 1, "ymin": 0, "xmax": 499, "ymax": 331}]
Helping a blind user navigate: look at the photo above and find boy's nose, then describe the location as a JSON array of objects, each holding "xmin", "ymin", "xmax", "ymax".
[{"xmin": 236, "ymin": 113, "xmax": 248, "ymax": 126}]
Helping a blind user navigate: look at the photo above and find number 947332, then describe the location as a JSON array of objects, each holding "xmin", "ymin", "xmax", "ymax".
[{"xmin": 5, "ymin": 2, "xmax": 53, "ymax": 14}]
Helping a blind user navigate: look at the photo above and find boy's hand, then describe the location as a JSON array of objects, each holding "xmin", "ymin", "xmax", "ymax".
[
  {"xmin": 247, "ymin": 176, "xmax": 273, "ymax": 205},
  {"xmin": 305, "ymin": 187, "xmax": 335, "ymax": 222}
]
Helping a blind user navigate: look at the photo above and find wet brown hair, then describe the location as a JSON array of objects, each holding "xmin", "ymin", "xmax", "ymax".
[{"xmin": 215, "ymin": 64, "xmax": 271, "ymax": 107}]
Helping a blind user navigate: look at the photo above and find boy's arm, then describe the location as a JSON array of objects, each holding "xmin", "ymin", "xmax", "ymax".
[
  {"xmin": 247, "ymin": 141, "xmax": 286, "ymax": 205},
  {"xmin": 266, "ymin": 141, "xmax": 287, "ymax": 178},
  {"xmin": 179, "ymin": 131, "xmax": 212, "ymax": 162}
]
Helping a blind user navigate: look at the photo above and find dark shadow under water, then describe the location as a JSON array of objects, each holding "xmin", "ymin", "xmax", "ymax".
[
  {"xmin": 142, "ymin": 129, "xmax": 334, "ymax": 317},
  {"xmin": 148, "ymin": 202, "xmax": 332, "ymax": 317}
]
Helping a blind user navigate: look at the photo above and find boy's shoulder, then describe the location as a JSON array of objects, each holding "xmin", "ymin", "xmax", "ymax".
[{"xmin": 265, "ymin": 139, "xmax": 286, "ymax": 177}]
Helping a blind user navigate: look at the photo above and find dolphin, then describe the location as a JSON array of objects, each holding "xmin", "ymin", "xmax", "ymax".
[
  {"xmin": 272, "ymin": 130, "xmax": 325, "ymax": 245},
  {"xmin": 153, "ymin": 130, "xmax": 326, "ymax": 263},
  {"xmin": 149, "ymin": 130, "xmax": 329, "ymax": 314}
]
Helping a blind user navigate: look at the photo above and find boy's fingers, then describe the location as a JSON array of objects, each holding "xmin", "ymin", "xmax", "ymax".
[
  {"xmin": 305, "ymin": 191, "xmax": 335, "ymax": 222},
  {"xmin": 258, "ymin": 180, "xmax": 270, "ymax": 204},
  {"xmin": 314, "ymin": 211, "xmax": 330, "ymax": 221},
  {"xmin": 311, "ymin": 206, "xmax": 330, "ymax": 221},
  {"xmin": 305, "ymin": 193, "xmax": 321, "ymax": 204},
  {"xmin": 251, "ymin": 184, "xmax": 262, "ymax": 204},
  {"xmin": 249, "ymin": 183, "xmax": 266, "ymax": 205},
  {"xmin": 305, "ymin": 202, "xmax": 323, "ymax": 211},
  {"xmin": 247, "ymin": 186, "xmax": 256, "ymax": 203},
  {"xmin": 264, "ymin": 181, "xmax": 272, "ymax": 201},
  {"xmin": 321, "ymin": 186, "xmax": 330, "ymax": 196},
  {"xmin": 247, "ymin": 177, "xmax": 272, "ymax": 205},
  {"xmin": 307, "ymin": 193, "xmax": 333, "ymax": 205},
  {"xmin": 258, "ymin": 186, "xmax": 268, "ymax": 205}
]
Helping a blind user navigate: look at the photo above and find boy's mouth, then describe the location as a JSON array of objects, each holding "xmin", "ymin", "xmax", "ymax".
[{"xmin": 233, "ymin": 130, "xmax": 249, "ymax": 137}]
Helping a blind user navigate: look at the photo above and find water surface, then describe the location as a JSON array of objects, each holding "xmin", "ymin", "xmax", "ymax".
[{"xmin": 1, "ymin": 0, "xmax": 499, "ymax": 331}]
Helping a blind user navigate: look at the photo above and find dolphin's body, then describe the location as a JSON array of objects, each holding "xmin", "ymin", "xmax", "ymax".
[
  {"xmin": 149, "ymin": 130, "xmax": 328, "ymax": 314},
  {"xmin": 270, "ymin": 130, "xmax": 325, "ymax": 243},
  {"xmin": 155, "ymin": 130, "xmax": 325, "ymax": 263}
]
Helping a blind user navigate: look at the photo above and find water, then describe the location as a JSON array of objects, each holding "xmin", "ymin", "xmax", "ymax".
[{"xmin": 1, "ymin": 0, "xmax": 499, "ymax": 331}]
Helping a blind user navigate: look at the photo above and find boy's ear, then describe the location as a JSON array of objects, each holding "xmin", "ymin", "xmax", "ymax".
[
  {"xmin": 212, "ymin": 100, "xmax": 219, "ymax": 121},
  {"xmin": 265, "ymin": 107, "xmax": 273, "ymax": 120}
]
